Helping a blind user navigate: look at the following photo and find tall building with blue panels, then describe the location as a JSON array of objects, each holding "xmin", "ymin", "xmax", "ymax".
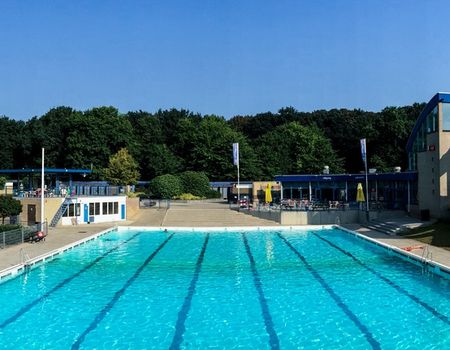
[{"xmin": 406, "ymin": 92, "xmax": 450, "ymax": 219}]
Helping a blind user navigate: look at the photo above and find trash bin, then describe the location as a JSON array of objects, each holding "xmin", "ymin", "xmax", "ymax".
[{"xmin": 420, "ymin": 209, "xmax": 430, "ymax": 221}]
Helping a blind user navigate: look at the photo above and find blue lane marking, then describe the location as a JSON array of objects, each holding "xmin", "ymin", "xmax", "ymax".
[
  {"xmin": 72, "ymin": 233, "xmax": 175, "ymax": 350},
  {"xmin": 277, "ymin": 233, "xmax": 381, "ymax": 350},
  {"xmin": 0, "ymin": 232, "xmax": 141, "ymax": 329},
  {"xmin": 313, "ymin": 232, "xmax": 450, "ymax": 326},
  {"xmin": 169, "ymin": 233, "xmax": 210, "ymax": 350},
  {"xmin": 242, "ymin": 233, "xmax": 280, "ymax": 350}
]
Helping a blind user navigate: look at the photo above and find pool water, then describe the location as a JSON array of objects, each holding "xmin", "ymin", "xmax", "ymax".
[{"xmin": 0, "ymin": 227, "xmax": 449, "ymax": 349}]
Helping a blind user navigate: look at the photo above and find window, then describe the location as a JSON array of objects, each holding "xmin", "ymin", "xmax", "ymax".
[
  {"xmin": 443, "ymin": 103, "xmax": 450, "ymax": 131},
  {"xmin": 89, "ymin": 203, "xmax": 95, "ymax": 216},
  {"xmin": 68, "ymin": 204, "xmax": 74, "ymax": 217},
  {"xmin": 108, "ymin": 202, "xmax": 113, "ymax": 214},
  {"xmin": 95, "ymin": 202, "xmax": 100, "ymax": 215},
  {"xmin": 103, "ymin": 202, "xmax": 108, "ymax": 215},
  {"xmin": 114, "ymin": 202, "xmax": 119, "ymax": 214},
  {"xmin": 64, "ymin": 204, "xmax": 81, "ymax": 217}
]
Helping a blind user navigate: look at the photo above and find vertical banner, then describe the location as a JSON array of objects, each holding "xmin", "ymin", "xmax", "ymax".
[
  {"xmin": 233, "ymin": 142, "xmax": 239, "ymax": 166},
  {"xmin": 360, "ymin": 138, "xmax": 370, "ymax": 219},
  {"xmin": 360, "ymin": 138, "xmax": 366, "ymax": 163}
]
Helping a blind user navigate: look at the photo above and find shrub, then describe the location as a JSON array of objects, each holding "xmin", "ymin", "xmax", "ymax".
[
  {"xmin": 127, "ymin": 191, "xmax": 146, "ymax": 198},
  {"xmin": 207, "ymin": 189, "xmax": 221, "ymax": 199},
  {"xmin": 0, "ymin": 195, "xmax": 22, "ymax": 224},
  {"xmin": 0, "ymin": 177, "xmax": 6, "ymax": 190},
  {"xmin": 0, "ymin": 224, "xmax": 21, "ymax": 233},
  {"xmin": 148, "ymin": 174, "xmax": 183, "ymax": 199},
  {"xmin": 173, "ymin": 193, "xmax": 203, "ymax": 200},
  {"xmin": 178, "ymin": 171, "xmax": 210, "ymax": 197}
]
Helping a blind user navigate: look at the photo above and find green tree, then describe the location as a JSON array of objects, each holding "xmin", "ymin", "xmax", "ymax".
[
  {"xmin": 25, "ymin": 107, "xmax": 77, "ymax": 168},
  {"xmin": 0, "ymin": 177, "xmax": 6, "ymax": 190},
  {"xmin": 0, "ymin": 117, "xmax": 26, "ymax": 168},
  {"xmin": 0, "ymin": 195, "xmax": 22, "ymax": 224},
  {"xmin": 370, "ymin": 104, "xmax": 423, "ymax": 171},
  {"xmin": 179, "ymin": 171, "xmax": 210, "ymax": 197},
  {"xmin": 103, "ymin": 148, "xmax": 140, "ymax": 185},
  {"xmin": 256, "ymin": 122, "xmax": 344, "ymax": 177},
  {"xmin": 148, "ymin": 174, "xmax": 182, "ymax": 199},
  {"xmin": 178, "ymin": 115, "xmax": 261, "ymax": 180},
  {"xmin": 65, "ymin": 106, "xmax": 135, "ymax": 170}
]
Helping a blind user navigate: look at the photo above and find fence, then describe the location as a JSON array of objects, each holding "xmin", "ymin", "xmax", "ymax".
[
  {"xmin": 0, "ymin": 222, "xmax": 48, "ymax": 249},
  {"xmin": 139, "ymin": 198, "xmax": 171, "ymax": 209}
]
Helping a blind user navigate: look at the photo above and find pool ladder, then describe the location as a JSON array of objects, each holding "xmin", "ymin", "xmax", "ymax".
[
  {"xmin": 421, "ymin": 245, "xmax": 433, "ymax": 274},
  {"xmin": 20, "ymin": 248, "xmax": 31, "ymax": 268}
]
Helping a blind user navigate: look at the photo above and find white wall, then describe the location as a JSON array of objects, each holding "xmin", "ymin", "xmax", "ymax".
[{"xmin": 60, "ymin": 196, "xmax": 127, "ymax": 225}]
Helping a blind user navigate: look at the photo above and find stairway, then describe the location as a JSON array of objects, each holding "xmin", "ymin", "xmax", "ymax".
[
  {"xmin": 50, "ymin": 200, "xmax": 70, "ymax": 228},
  {"xmin": 362, "ymin": 219, "xmax": 408, "ymax": 236}
]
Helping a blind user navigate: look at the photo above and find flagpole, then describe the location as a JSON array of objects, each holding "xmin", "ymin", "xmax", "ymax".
[
  {"xmin": 237, "ymin": 161, "xmax": 240, "ymax": 207},
  {"xmin": 233, "ymin": 143, "xmax": 240, "ymax": 209},
  {"xmin": 360, "ymin": 139, "xmax": 370, "ymax": 221},
  {"xmin": 41, "ymin": 148, "xmax": 45, "ymax": 231},
  {"xmin": 364, "ymin": 152, "xmax": 369, "ymax": 221}
]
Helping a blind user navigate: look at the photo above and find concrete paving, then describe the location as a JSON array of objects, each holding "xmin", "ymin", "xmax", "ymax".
[
  {"xmin": 160, "ymin": 201, "xmax": 278, "ymax": 227},
  {"xmin": 1, "ymin": 201, "xmax": 450, "ymax": 274},
  {"xmin": 343, "ymin": 222, "xmax": 450, "ymax": 269},
  {"xmin": 0, "ymin": 201, "xmax": 276, "ymax": 271}
]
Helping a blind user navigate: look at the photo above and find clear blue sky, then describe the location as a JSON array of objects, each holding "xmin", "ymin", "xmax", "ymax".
[{"xmin": 1, "ymin": 0, "xmax": 449, "ymax": 120}]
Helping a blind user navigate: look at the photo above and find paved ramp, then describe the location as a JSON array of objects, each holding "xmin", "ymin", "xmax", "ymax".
[
  {"xmin": 131, "ymin": 200, "xmax": 278, "ymax": 227},
  {"xmin": 162, "ymin": 208, "xmax": 278, "ymax": 227}
]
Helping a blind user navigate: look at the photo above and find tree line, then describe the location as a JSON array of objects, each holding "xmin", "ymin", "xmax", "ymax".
[{"xmin": 0, "ymin": 103, "xmax": 425, "ymax": 181}]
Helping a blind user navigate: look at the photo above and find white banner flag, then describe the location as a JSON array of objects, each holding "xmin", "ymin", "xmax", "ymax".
[
  {"xmin": 233, "ymin": 143, "xmax": 239, "ymax": 166},
  {"xmin": 360, "ymin": 138, "xmax": 366, "ymax": 163}
]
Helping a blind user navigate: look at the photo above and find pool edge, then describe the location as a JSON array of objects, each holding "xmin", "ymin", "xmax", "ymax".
[
  {"xmin": 336, "ymin": 225, "xmax": 450, "ymax": 281},
  {"xmin": 0, "ymin": 226, "xmax": 118, "ymax": 283}
]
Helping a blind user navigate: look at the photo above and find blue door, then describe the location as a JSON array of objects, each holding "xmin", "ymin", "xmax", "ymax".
[
  {"xmin": 121, "ymin": 204, "xmax": 126, "ymax": 220},
  {"xmin": 84, "ymin": 204, "xmax": 89, "ymax": 223}
]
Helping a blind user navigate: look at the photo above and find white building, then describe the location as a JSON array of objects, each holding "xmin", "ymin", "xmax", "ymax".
[{"xmin": 60, "ymin": 196, "xmax": 127, "ymax": 225}]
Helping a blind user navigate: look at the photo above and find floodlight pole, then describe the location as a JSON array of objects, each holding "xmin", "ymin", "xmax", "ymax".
[{"xmin": 40, "ymin": 148, "xmax": 45, "ymax": 231}]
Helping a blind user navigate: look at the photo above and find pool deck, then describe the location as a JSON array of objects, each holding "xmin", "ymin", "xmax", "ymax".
[
  {"xmin": 0, "ymin": 202, "xmax": 277, "ymax": 272},
  {"xmin": 342, "ymin": 223, "xmax": 450, "ymax": 272},
  {"xmin": 1, "ymin": 202, "xmax": 450, "ymax": 278}
]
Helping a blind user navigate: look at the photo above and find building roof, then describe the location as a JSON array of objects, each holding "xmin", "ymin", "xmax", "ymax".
[
  {"xmin": 275, "ymin": 172, "xmax": 417, "ymax": 183},
  {"xmin": 0, "ymin": 168, "xmax": 93, "ymax": 175},
  {"xmin": 406, "ymin": 92, "xmax": 450, "ymax": 152},
  {"xmin": 210, "ymin": 181, "xmax": 253, "ymax": 188}
]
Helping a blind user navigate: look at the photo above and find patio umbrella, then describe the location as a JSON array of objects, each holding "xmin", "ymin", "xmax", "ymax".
[
  {"xmin": 265, "ymin": 183, "xmax": 272, "ymax": 203},
  {"xmin": 356, "ymin": 183, "xmax": 365, "ymax": 202}
]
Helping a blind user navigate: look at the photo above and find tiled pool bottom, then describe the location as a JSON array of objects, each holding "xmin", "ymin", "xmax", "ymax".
[{"xmin": 0, "ymin": 227, "xmax": 449, "ymax": 349}]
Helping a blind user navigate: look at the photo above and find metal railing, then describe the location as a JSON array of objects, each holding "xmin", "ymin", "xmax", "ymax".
[
  {"xmin": 50, "ymin": 200, "xmax": 70, "ymax": 227},
  {"xmin": 139, "ymin": 198, "xmax": 171, "ymax": 209},
  {"xmin": 231, "ymin": 200, "xmax": 407, "ymax": 213},
  {"xmin": 0, "ymin": 222, "xmax": 48, "ymax": 249}
]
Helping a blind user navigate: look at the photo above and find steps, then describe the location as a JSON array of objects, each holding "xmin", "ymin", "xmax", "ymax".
[
  {"xmin": 362, "ymin": 219, "xmax": 408, "ymax": 236},
  {"xmin": 50, "ymin": 200, "xmax": 70, "ymax": 228}
]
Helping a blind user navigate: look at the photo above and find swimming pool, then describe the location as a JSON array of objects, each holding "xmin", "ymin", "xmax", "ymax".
[{"xmin": 0, "ymin": 226, "xmax": 449, "ymax": 349}]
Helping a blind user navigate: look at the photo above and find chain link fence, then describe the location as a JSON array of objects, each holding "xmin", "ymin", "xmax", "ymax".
[{"xmin": 0, "ymin": 222, "xmax": 48, "ymax": 249}]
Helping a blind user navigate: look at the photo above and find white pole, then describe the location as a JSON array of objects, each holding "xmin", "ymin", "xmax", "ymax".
[
  {"xmin": 237, "ymin": 161, "xmax": 240, "ymax": 206},
  {"xmin": 232, "ymin": 142, "xmax": 240, "ymax": 208},
  {"xmin": 40, "ymin": 148, "xmax": 45, "ymax": 230},
  {"xmin": 364, "ymin": 155, "xmax": 369, "ymax": 221}
]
